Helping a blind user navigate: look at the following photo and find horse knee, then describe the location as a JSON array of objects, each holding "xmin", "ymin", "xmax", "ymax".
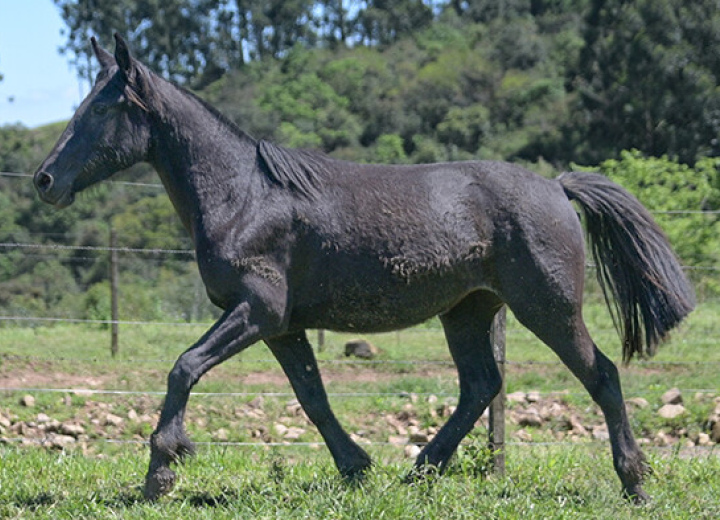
[{"xmin": 168, "ymin": 354, "xmax": 201, "ymax": 393}]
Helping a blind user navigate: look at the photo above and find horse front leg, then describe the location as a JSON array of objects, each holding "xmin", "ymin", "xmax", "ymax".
[
  {"xmin": 144, "ymin": 302, "xmax": 263, "ymax": 501},
  {"xmin": 266, "ymin": 332, "xmax": 372, "ymax": 479}
]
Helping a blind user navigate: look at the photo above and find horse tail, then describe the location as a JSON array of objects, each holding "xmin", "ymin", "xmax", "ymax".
[{"xmin": 558, "ymin": 171, "xmax": 695, "ymax": 363}]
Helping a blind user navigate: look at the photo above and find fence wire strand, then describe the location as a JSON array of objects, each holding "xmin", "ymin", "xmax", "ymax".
[{"xmin": 1, "ymin": 169, "xmax": 719, "ymax": 458}]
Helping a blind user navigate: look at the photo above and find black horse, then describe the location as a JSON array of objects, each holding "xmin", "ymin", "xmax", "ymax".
[{"xmin": 35, "ymin": 35, "xmax": 694, "ymax": 503}]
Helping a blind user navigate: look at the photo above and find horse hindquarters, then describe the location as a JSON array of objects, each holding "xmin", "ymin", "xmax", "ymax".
[{"xmin": 492, "ymin": 183, "xmax": 651, "ymax": 501}]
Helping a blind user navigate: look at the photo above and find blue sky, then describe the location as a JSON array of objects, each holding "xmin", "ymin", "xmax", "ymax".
[{"xmin": 0, "ymin": 1, "xmax": 80, "ymax": 128}]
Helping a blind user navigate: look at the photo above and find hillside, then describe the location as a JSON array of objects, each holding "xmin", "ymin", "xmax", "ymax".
[{"xmin": 1, "ymin": 1, "xmax": 719, "ymax": 322}]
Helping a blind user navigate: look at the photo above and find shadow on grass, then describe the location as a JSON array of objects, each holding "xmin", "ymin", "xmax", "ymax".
[
  {"xmin": 3, "ymin": 492, "xmax": 57, "ymax": 511},
  {"xmin": 184, "ymin": 488, "xmax": 240, "ymax": 508}
]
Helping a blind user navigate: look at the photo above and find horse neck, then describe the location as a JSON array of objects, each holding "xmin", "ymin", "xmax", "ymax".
[{"xmin": 147, "ymin": 83, "xmax": 261, "ymax": 244}]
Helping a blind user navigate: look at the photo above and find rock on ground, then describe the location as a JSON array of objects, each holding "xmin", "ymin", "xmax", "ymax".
[
  {"xmin": 658, "ymin": 404, "xmax": 686, "ymax": 420},
  {"xmin": 661, "ymin": 388, "xmax": 683, "ymax": 405},
  {"xmin": 344, "ymin": 339, "xmax": 379, "ymax": 359}
]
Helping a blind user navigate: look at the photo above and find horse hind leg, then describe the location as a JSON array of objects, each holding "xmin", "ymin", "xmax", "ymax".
[
  {"xmin": 507, "ymin": 292, "xmax": 650, "ymax": 502},
  {"xmin": 411, "ymin": 291, "xmax": 503, "ymax": 475}
]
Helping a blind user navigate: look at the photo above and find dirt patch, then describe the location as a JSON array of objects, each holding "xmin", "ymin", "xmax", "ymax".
[
  {"xmin": 0, "ymin": 362, "xmax": 453, "ymax": 392},
  {"xmin": 0, "ymin": 368, "xmax": 110, "ymax": 391},
  {"xmin": 241, "ymin": 366, "xmax": 452, "ymax": 386}
]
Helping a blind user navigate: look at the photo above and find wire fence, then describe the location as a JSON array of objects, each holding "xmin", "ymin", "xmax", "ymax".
[{"xmin": 1, "ymin": 169, "xmax": 719, "ymax": 455}]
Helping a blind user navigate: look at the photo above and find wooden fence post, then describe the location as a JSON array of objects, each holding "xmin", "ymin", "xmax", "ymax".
[
  {"xmin": 488, "ymin": 305, "xmax": 506, "ymax": 475},
  {"xmin": 317, "ymin": 329, "xmax": 325, "ymax": 352},
  {"xmin": 109, "ymin": 228, "xmax": 119, "ymax": 358}
]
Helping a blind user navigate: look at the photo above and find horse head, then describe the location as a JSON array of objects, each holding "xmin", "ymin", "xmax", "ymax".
[{"xmin": 34, "ymin": 34, "xmax": 154, "ymax": 207}]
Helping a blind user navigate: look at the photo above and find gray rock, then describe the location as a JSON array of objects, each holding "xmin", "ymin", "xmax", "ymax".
[
  {"xmin": 592, "ymin": 425, "xmax": 610, "ymax": 441},
  {"xmin": 516, "ymin": 411, "xmax": 543, "ymax": 428},
  {"xmin": 48, "ymin": 434, "xmax": 76, "ymax": 449},
  {"xmin": 404, "ymin": 444, "xmax": 422, "ymax": 459},
  {"xmin": 103, "ymin": 413, "xmax": 125, "ymax": 427},
  {"xmin": 526, "ymin": 391, "xmax": 541, "ymax": 403},
  {"xmin": 626, "ymin": 397, "xmax": 650, "ymax": 409},
  {"xmin": 661, "ymin": 388, "xmax": 683, "ymax": 405},
  {"xmin": 60, "ymin": 423, "xmax": 86, "ymax": 438},
  {"xmin": 214, "ymin": 428, "xmax": 229, "ymax": 441},
  {"xmin": 657, "ymin": 404, "xmax": 686, "ymax": 419},
  {"xmin": 283, "ymin": 427, "xmax": 306, "ymax": 440},
  {"xmin": 507, "ymin": 391, "xmax": 527, "ymax": 403},
  {"xmin": 344, "ymin": 339, "xmax": 379, "ymax": 359},
  {"xmin": 711, "ymin": 421, "xmax": 720, "ymax": 444},
  {"xmin": 696, "ymin": 432, "xmax": 712, "ymax": 446}
]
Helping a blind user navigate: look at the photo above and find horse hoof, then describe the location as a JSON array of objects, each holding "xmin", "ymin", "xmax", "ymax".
[
  {"xmin": 403, "ymin": 464, "xmax": 440, "ymax": 485},
  {"xmin": 623, "ymin": 486, "xmax": 650, "ymax": 504},
  {"xmin": 339, "ymin": 458, "xmax": 372, "ymax": 483},
  {"xmin": 340, "ymin": 465, "xmax": 370, "ymax": 483},
  {"xmin": 144, "ymin": 466, "xmax": 177, "ymax": 501}
]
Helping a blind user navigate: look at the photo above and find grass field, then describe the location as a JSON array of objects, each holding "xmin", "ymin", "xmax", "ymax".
[
  {"xmin": 1, "ymin": 444, "xmax": 719, "ymax": 519},
  {"xmin": 0, "ymin": 300, "xmax": 718, "ymax": 518}
]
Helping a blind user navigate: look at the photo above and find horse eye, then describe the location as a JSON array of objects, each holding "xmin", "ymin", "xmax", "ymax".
[{"xmin": 92, "ymin": 104, "xmax": 109, "ymax": 116}]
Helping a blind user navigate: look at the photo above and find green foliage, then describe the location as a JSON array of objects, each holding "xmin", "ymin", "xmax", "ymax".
[
  {"xmin": 1, "ymin": 444, "xmax": 718, "ymax": 518},
  {"xmin": 597, "ymin": 151, "xmax": 720, "ymax": 273},
  {"xmin": 258, "ymin": 48, "xmax": 361, "ymax": 151},
  {"xmin": 356, "ymin": 0, "xmax": 434, "ymax": 46},
  {"xmin": 373, "ymin": 134, "xmax": 408, "ymax": 164},
  {"xmin": 83, "ymin": 282, "xmax": 111, "ymax": 323},
  {"xmin": 111, "ymin": 196, "xmax": 186, "ymax": 251},
  {"xmin": 571, "ymin": 0, "xmax": 720, "ymax": 164},
  {"xmin": 3, "ymin": 1, "xmax": 720, "ymax": 325}
]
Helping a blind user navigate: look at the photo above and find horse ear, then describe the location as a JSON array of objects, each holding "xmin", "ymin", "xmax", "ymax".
[
  {"xmin": 113, "ymin": 32, "xmax": 152, "ymax": 111},
  {"xmin": 113, "ymin": 33, "xmax": 134, "ymax": 79},
  {"xmin": 91, "ymin": 37, "xmax": 114, "ymax": 69}
]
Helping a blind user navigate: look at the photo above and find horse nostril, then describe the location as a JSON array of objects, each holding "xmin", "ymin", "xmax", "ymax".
[{"xmin": 35, "ymin": 171, "xmax": 54, "ymax": 192}]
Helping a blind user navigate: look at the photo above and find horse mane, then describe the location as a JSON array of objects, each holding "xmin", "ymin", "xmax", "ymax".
[
  {"xmin": 178, "ymin": 87, "xmax": 256, "ymax": 144},
  {"xmin": 257, "ymin": 140, "xmax": 335, "ymax": 198},
  {"xmin": 171, "ymin": 85, "xmax": 332, "ymax": 198},
  {"xmin": 163, "ymin": 80, "xmax": 333, "ymax": 199}
]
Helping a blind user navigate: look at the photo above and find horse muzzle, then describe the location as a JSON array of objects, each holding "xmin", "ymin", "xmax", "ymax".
[{"xmin": 34, "ymin": 170, "xmax": 75, "ymax": 208}]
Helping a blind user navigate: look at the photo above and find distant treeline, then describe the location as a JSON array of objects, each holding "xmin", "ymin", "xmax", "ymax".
[
  {"xmin": 0, "ymin": 0, "xmax": 718, "ymax": 323},
  {"xmin": 51, "ymin": 0, "xmax": 720, "ymax": 165}
]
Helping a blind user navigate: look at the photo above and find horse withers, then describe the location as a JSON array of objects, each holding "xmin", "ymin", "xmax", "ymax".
[{"xmin": 34, "ymin": 34, "xmax": 694, "ymax": 503}]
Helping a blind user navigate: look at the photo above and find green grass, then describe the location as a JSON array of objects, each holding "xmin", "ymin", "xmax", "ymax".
[
  {"xmin": 0, "ymin": 300, "xmax": 718, "ymax": 517},
  {"xmin": 0, "ymin": 444, "xmax": 718, "ymax": 519},
  {"xmin": 1, "ymin": 300, "xmax": 717, "ymax": 394}
]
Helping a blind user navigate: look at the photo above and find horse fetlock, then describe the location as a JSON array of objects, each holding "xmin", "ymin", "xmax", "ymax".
[
  {"xmin": 150, "ymin": 429, "xmax": 195, "ymax": 463},
  {"xmin": 337, "ymin": 451, "xmax": 372, "ymax": 481},
  {"xmin": 616, "ymin": 450, "xmax": 650, "ymax": 483}
]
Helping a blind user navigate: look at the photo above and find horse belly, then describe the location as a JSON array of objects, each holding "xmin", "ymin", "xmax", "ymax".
[{"xmin": 290, "ymin": 260, "xmax": 485, "ymax": 333}]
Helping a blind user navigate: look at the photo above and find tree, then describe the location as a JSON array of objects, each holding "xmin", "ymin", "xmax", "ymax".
[
  {"xmin": 316, "ymin": 0, "xmax": 354, "ymax": 47},
  {"xmin": 55, "ymin": 0, "xmax": 235, "ymax": 86},
  {"xmin": 597, "ymin": 151, "xmax": 720, "ymax": 271},
  {"xmin": 448, "ymin": 0, "xmax": 530, "ymax": 22},
  {"xmin": 356, "ymin": 0, "xmax": 433, "ymax": 46},
  {"xmin": 571, "ymin": 0, "xmax": 720, "ymax": 164}
]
